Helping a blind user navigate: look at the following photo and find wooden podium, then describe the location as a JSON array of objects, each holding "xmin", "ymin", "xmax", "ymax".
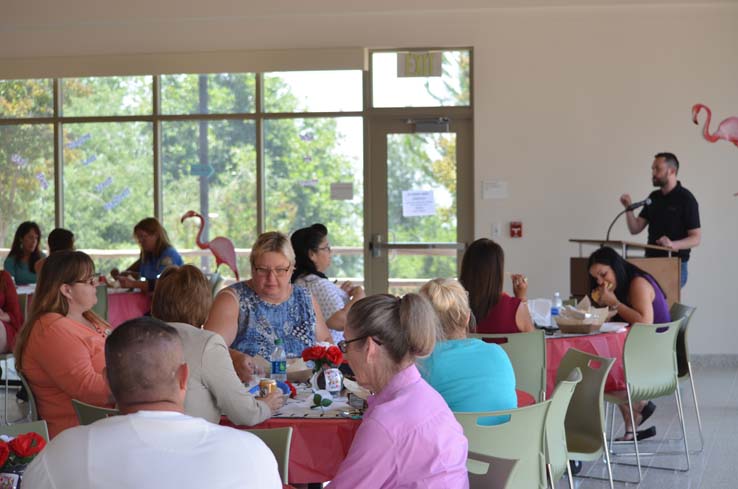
[{"xmin": 569, "ymin": 239, "xmax": 681, "ymax": 307}]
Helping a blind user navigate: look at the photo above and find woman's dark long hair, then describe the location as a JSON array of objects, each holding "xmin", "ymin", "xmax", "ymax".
[
  {"xmin": 290, "ymin": 224, "xmax": 328, "ymax": 282},
  {"xmin": 459, "ymin": 238, "xmax": 505, "ymax": 324},
  {"xmin": 587, "ymin": 246, "xmax": 666, "ymax": 305},
  {"xmin": 7, "ymin": 221, "xmax": 42, "ymax": 271}
]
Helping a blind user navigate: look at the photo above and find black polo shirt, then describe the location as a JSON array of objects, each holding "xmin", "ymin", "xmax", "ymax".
[{"xmin": 639, "ymin": 181, "xmax": 700, "ymax": 262}]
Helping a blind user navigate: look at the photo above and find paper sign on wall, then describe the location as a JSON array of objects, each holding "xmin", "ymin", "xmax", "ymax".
[
  {"xmin": 402, "ymin": 190, "xmax": 436, "ymax": 217},
  {"xmin": 331, "ymin": 182, "xmax": 353, "ymax": 200},
  {"xmin": 482, "ymin": 180, "xmax": 509, "ymax": 200}
]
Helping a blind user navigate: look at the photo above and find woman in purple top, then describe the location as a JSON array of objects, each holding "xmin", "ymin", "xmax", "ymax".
[
  {"xmin": 327, "ymin": 294, "xmax": 469, "ymax": 489},
  {"xmin": 587, "ymin": 246, "xmax": 671, "ymax": 441}
]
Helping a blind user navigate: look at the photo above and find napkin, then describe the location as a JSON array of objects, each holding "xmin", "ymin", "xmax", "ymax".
[
  {"xmin": 527, "ymin": 298, "xmax": 552, "ymax": 326},
  {"xmin": 343, "ymin": 378, "xmax": 371, "ymax": 400}
]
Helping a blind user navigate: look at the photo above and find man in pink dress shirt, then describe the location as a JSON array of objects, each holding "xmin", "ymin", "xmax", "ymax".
[{"xmin": 327, "ymin": 294, "xmax": 469, "ymax": 489}]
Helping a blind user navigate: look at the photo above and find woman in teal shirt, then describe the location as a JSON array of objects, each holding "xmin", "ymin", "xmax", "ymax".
[
  {"xmin": 418, "ymin": 278, "xmax": 517, "ymax": 425},
  {"xmin": 3, "ymin": 221, "xmax": 45, "ymax": 285}
]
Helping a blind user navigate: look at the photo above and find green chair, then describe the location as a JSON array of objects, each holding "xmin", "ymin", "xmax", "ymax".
[
  {"xmin": 71, "ymin": 399, "xmax": 119, "ymax": 425},
  {"xmin": 465, "ymin": 453, "xmax": 519, "ymax": 489},
  {"xmin": 456, "ymin": 400, "xmax": 552, "ymax": 489},
  {"xmin": 92, "ymin": 284, "xmax": 109, "ymax": 321},
  {"xmin": 545, "ymin": 367, "xmax": 582, "ymax": 489},
  {"xmin": 604, "ymin": 321, "xmax": 689, "ymax": 483},
  {"xmin": 470, "ymin": 330, "xmax": 547, "ymax": 401},
  {"xmin": 207, "ymin": 272, "xmax": 224, "ymax": 298},
  {"xmin": 556, "ymin": 348, "xmax": 615, "ymax": 489},
  {"xmin": 0, "ymin": 420, "xmax": 49, "ymax": 441},
  {"xmin": 670, "ymin": 303, "xmax": 703, "ymax": 451},
  {"xmin": 248, "ymin": 427, "xmax": 293, "ymax": 485},
  {"xmin": 19, "ymin": 371, "xmax": 39, "ymax": 422}
]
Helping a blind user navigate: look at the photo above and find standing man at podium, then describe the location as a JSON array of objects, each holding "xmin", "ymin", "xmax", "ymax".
[{"xmin": 620, "ymin": 152, "xmax": 701, "ymax": 287}]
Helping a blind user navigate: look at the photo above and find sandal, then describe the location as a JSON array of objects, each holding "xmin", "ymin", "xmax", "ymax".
[
  {"xmin": 614, "ymin": 426, "xmax": 657, "ymax": 442},
  {"xmin": 639, "ymin": 401, "xmax": 656, "ymax": 426}
]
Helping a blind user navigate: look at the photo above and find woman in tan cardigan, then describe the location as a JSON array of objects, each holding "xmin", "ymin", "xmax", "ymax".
[{"xmin": 151, "ymin": 265, "xmax": 284, "ymax": 426}]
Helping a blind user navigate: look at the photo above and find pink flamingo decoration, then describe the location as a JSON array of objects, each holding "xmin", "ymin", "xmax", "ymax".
[
  {"xmin": 181, "ymin": 210, "xmax": 240, "ymax": 280},
  {"xmin": 692, "ymin": 103, "xmax": 738, "ymax": 147}
]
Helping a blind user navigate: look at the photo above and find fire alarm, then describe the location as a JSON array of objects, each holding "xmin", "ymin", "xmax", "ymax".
[{"xmin": 510, "ymin": 221, "xmax": 523, "ymax": 238}]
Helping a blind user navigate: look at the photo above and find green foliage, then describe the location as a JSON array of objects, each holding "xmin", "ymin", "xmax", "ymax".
[{"xmin": 2, "ymin": 68, "xmax": 464, "ymax": 285}]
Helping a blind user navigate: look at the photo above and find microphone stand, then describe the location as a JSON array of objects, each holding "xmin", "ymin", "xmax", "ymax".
[{"xmin": 605, "ymin": 208, "xmax": 629, "ymax": 242}]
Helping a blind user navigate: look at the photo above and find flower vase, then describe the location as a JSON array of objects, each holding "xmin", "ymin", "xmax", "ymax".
[{"xmin": 310, "ymin": 366, "xmax": 343, "ymax": 395}]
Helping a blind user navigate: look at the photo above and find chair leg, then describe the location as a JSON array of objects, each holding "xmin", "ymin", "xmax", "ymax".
[
  {"xmin": 607, "ymin": 402, "xmax": 616, "ymax": 454},
  {"xmin": 601, "ymin": 431, "xmax": 614, "ymax": 489},
  {"xmin": 546, "ymin": 463, "xmax": 555, "ymax": 489},
  {"xmin": 675, "ymin": 381, "xmax": 691, "ymax": 471},
  {"xmin": 565, "ymin": 459, "xmax": 574, "ymax": 489},
  {"xmin": 625, "ymin": 387, "xmax": 643, "ymax": 483},
  {"xmin": 687, "ymin": 363, "xmax": 705, "ymax": 452},
  {"xmin": 2, "ymin": 358, "xmax": 8, "ymax": 425}
]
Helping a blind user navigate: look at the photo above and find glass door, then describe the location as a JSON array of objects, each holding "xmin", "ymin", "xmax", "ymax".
[{"xmin": 366, "ymin": 117, "xmax": 473, "ymax": 294}]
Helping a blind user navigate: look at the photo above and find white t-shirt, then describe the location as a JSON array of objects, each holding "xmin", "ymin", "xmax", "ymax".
[{"xmin": 23, "ymin": 410, "xmax": 282, "ymax": 489}]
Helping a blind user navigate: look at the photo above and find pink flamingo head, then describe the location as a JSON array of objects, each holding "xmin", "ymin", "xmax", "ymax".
[
  {"xmin": 691, "ymin": 103, "xmax": 710, "ymax": 125},
  {"xmin": 180, "ymin": 210, "xmax": 201, "ymax": 223}
]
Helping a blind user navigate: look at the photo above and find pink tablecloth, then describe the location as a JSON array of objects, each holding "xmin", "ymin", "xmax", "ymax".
[
  {"xmin": 222, "ymin": 417, "xmax": 361, "ymax": 484},
  {"xmin": 107, "ymin": 291, "xmax": 151, "ymax": 328},
  {"xmin": 545, "ymin": 330, "xmax": 628, "ymax": 398}
]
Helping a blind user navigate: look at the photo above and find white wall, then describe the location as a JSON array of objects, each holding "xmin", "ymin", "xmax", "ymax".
[{"xmin": 3, "ymin": 2, "xmax": 737, "ymax": 354}]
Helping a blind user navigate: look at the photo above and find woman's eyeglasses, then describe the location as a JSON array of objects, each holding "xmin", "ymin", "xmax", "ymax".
[
  {"xmin": 337, "ymin": 335, "xmax": 383, "ymax": 353},
  {"xmin": 73, "ymin": 275, "xmax": 99, "ymax": 286},
  {"xmin": 253, "ymin": 266, "xmax": 291, "ymax": 277},
  {"xmin": 316, "ymin": 245, "xmax": 332, "ymax": 253}
]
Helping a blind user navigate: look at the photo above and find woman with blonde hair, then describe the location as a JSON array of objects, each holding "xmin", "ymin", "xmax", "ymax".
[
  {"xmin": 152, "ymin": 265, "xmax": 284, "ymax": 426},
  {"xmin": 15, "ymin": 251, "xmax": 113, "ymax": 438},
  {"xmin": 205, "ymin": 231, "xmax": 332, "ymax": 382},
  {"xmin": 327, "ymin": 293, "xmax": 468, "ymax": 488},
  {"xmin": 418, "ymin": 278, "xmax": 517, "ymax": 424},
  {"xmin": 115, "ymin": 217, "xmax": 183, "ymax": 291}
]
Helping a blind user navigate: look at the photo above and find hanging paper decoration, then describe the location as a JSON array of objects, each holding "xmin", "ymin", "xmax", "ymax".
[
  {"xmin": 104, "ymin": 187, "xmax": 131, "ymax": 211},
  {"xmin": 299, "ymin": 132, "xmax": 315, "ymax": 142},
  {"xmin": 66, "ymin": 133, "xmax": 91, "ymax": 149},
  {"xmin": 36, "ymin": 172, "xmax": 49, "ymax": 190},
  {"xmin": 82, "ymin": 155, "xmax": 98, "ymax": 166},
  {"xmin": 11, "ymin": 154, "xmax": 28, "ymax": 167},
  {"xmin": 95, "ymin": 177, "xmax": 113, "ymax": 193},
  {"xmin": 303, "ymin": 155, "xmax": 313, "ymax": 162}
]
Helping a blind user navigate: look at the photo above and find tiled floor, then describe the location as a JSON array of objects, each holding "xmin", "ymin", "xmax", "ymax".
[
  {"xmin": 2, "ymin": 364, "xmax": 734, "ymax": 488},
  {"xmin": 564, "ymin": 364, "xmax": 737, "ymax": 488}
]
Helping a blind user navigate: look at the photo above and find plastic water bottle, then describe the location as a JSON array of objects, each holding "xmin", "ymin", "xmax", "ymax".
[
  {"xmin": 270, "ymin": 339, "xmax": 287, "ymax": 382},
  {"xmin": 551, "ymin": 292, "xmax": 563, "ymax": 327}
]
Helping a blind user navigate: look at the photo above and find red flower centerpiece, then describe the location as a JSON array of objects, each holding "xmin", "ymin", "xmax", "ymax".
[
  {"xmin": 301, "ymin": 344, "xmax": 344, "ymax": 395},
  {"xmin": 301, "ymin": 345, "xmax": 344, "ymax": 372},
  {"xmin": 0, "ymin": 431, "xmax": 47, "ymax": 486}
]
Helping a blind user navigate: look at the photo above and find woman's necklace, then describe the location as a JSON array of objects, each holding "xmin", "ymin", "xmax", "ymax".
[{"xmin": 71, "ymin": 314, "xmax": 111, "ymax": 337}]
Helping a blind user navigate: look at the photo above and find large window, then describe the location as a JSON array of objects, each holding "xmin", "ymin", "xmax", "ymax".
[
  {"xmin": 0, "ymin": 70, "xmax": 365, "ymax": 280},
  {"xmin": 0, "ymin": 48, "xmax": 472, "ymax": 287}
]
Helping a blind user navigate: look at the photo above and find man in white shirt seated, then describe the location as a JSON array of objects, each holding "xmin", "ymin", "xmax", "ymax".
[{"xmin": 24, "ymin": 317, "xmax": 282, "ymax": 489}]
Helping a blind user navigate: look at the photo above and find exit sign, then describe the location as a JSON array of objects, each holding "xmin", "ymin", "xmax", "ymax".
[{"xmin": 397, "ymin": 52, "xmax": 443, "ymax": 77}]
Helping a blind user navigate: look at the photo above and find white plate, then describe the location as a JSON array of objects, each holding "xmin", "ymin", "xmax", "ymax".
[{"xmin": 600, "ymin": 322, "xmax": 629, "ymax": 333}]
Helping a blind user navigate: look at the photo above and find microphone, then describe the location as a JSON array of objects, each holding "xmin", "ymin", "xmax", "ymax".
[
  {"xmin": 626, "ymin": 198, "xmax": 652, "ymax": 211},
  {"xmin": 605, "ymin": 197, "xmax": 651, "ymax": 242}
]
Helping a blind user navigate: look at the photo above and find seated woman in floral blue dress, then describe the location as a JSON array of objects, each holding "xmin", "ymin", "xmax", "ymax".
[{"xmin": 205, "ymin": 231, "xmax": 332, "ymax": 382}]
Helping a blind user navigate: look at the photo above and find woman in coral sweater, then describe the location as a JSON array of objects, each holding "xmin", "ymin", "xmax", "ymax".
[{"xmin": 14, "ymin": 251, "xmax": 113, "ymax": 438}]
